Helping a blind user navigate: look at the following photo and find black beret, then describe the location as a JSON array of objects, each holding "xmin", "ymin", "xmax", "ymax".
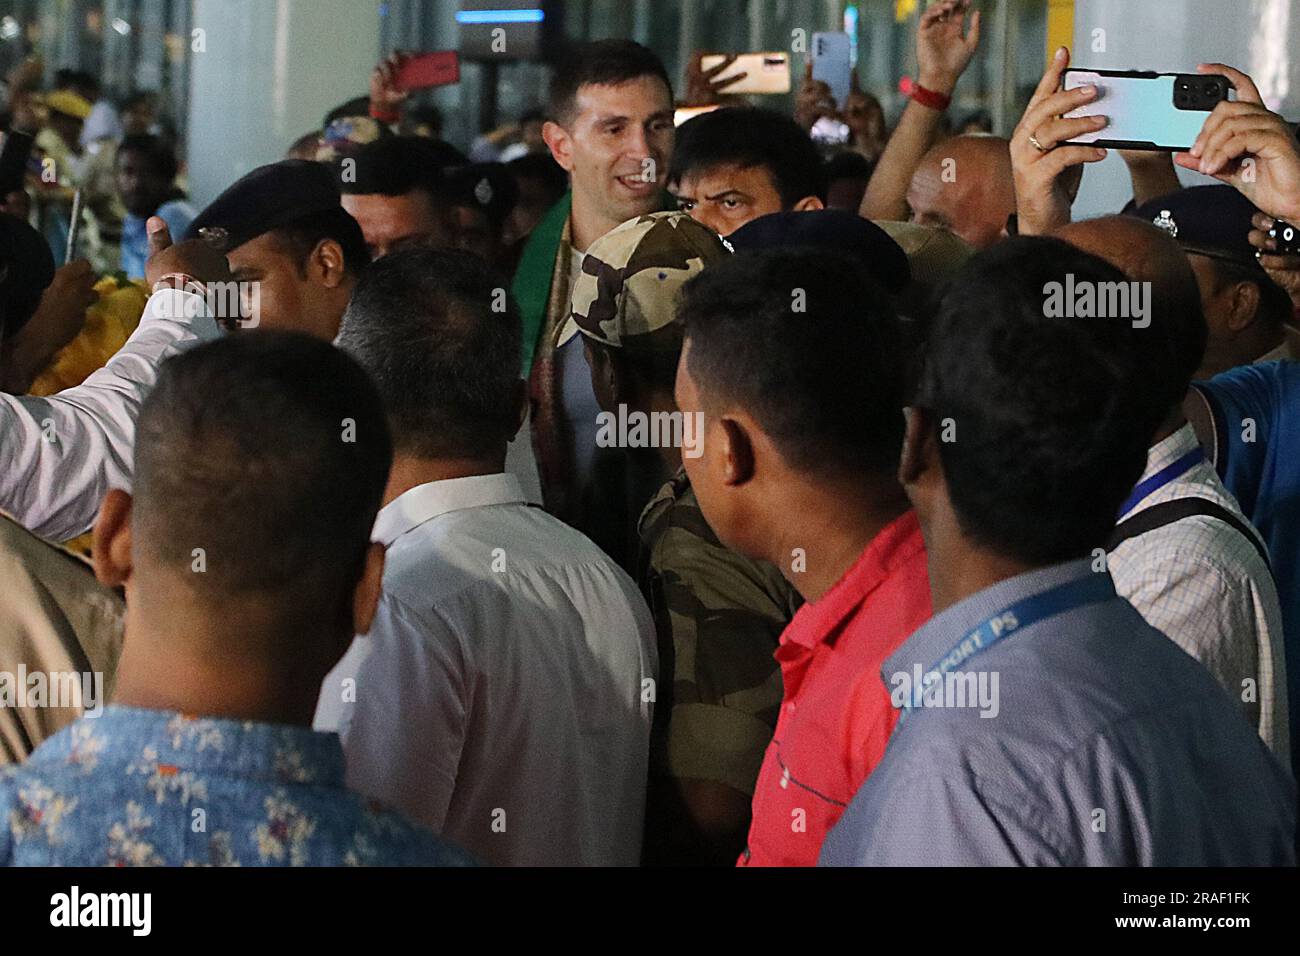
[
  {"xmin": 185, "ymin": 160, "xmax": 344, "ymax": 251},
  {"xmin": 443, "ymin": 163, "xmax": 519, "ymax": 232},
  {"xmin": 0, "ymin": 212, "xmax": 56, "ymax": 338},
  {"xmin": 726, "ymin": 209, "xmax": 911, "ymax": 293},
  {"xmin": 1129, "ymin": 185, "xmax": 1264, "ymax": 271}
]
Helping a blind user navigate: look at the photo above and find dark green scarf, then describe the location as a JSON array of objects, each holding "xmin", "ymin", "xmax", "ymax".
[{"xmin": 511, "ymin": 192, "xmax": 571, "ymax": 376}]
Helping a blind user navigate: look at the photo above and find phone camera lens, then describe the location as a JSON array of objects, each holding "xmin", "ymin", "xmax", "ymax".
[{"xmin": 1204, "ymin": 82, "xmax": 1219, "ymax": 96}]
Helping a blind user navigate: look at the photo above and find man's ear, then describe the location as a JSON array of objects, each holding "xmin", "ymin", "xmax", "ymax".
[
  {"xmin": 542, "ymin": 120, "xmax": 575, "ymax": 172},
  {"xmin": 718, "ymin": 416, "xmax": 756, "ymax": 487},
  {"xmin": 92, "ymin": 489, "xmax": 134, "ymax": 589},
  {"xmin": 1227, "ymin": 279, "xmax": 1262, "ymax": 333},
  {"xmin": 352, "ymin": 542, "xmax": 386, "ymax": 637},
  {"xmin": 793, "ymin": 195, "xmax": 825, "ymax": 212},
  {"xmin": 310, "ymin": 238, "xmax": 347, "ymax": 289},
  {"xmin": 899, "ymin": 406, "xmax": 938, "ymax": 489}
]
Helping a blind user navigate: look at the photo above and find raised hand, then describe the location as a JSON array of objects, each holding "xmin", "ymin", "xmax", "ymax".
[
  {"xmin": 1175, "ymin": 64, "xmax": 1300, "ymax": 223},
  {"xmin": 1011, "ymin": 47, "xmax": 1108, "ymax": 235},
  {"xmin": 794, "ymin": 61, "xmax": 836, "ymax": 130},
  {"xmin": 370, "ymin": 52, "xmax": 413, "ymax": 120},
  {"xmin": 683, "ymin": 52, "xmax": 748, "ymax": 106},
  {"xmin": 917, "ymin": 0, "xmax": 982, "ymax": 96},
  {"xmin": 145, "ymin": 217, "xmax": 232, "ymax": 292}
]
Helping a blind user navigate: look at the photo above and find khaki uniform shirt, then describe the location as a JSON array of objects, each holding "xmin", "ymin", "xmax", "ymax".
[
  {"xmin": 0, "ymin": 514, "xmax": 124, "ymax": 765},
  {"xmin": 637, "ymin": 470, "xmax": 801, "ymax": 796}
]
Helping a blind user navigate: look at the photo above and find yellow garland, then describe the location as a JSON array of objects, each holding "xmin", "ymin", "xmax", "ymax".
[{"xmin": 28, "ymin": 276, "xmax": 150, "ymax": 396}]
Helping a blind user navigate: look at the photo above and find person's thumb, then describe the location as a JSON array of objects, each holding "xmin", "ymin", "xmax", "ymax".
[{"xmin": 146, "ymin": 216, "xmax": 172, "ymax": 257}]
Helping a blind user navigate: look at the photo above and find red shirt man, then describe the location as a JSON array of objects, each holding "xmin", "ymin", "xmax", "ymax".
[{"xmin": 739, "ymin": 510, "xmax": 931, "ymax": 866}]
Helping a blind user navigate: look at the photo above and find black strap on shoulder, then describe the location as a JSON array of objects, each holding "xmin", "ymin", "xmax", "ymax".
[{"xmin": 1108, "ymin": 497, "xmax": 1272, "ymax": 571}]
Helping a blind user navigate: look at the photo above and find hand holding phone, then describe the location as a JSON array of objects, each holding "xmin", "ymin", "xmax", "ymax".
[
  {"xmin": 698, "ymin": 53, "xmax": 789, "ymax": 96},
  {"xmin": 1173, "ymin": 64, "xmax": 1300, "ymax": 224}
]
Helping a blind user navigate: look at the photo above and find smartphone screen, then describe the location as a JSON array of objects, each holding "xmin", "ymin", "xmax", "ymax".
[
  {"xmin": 812, "ymin": 32, "xmax": 852, "ymax": 107},
  {"xmin": 1062, "ymin": 70, "xmax": 1230, "ymax": 152},
  {"xmin": 395, "ymin": 51, "xmax": 460, "ymax": 91},
  {"xmin": 810, "ymin": 116, "xmax": 851, "ymax": 145}
]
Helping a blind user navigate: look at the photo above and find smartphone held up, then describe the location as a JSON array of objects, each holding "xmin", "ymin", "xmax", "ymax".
[{"xmin": 1061, "ymin": 69, "xmax": 1231, "ymax": 152}]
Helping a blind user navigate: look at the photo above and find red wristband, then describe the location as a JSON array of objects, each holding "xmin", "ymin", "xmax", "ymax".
[
  {"xmin": 911, "ymin": 83, "xmax": 952, "ymax": 112},
  {"xmin": 369, "ymin": 104, "xmax": 400, "ymax": 124}
]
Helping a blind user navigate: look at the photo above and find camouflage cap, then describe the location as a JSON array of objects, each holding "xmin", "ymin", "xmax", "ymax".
[{"xmin": 558, "ymin": 211, "xmax": 732, "ymax": 350}]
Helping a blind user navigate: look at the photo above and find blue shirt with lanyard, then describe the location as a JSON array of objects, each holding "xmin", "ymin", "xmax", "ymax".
[{"xmin": 900, "ymin": 572, "xmax": 1115, "ymax": 720}]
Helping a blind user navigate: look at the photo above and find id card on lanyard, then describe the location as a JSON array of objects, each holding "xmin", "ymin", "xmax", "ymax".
[{"xmin": 898, "ymin": 573, "xmax": 1115, "ymax": 720}]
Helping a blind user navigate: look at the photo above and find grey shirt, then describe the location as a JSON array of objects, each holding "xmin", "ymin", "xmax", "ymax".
[{"xmin": 819, "ymin": 559, "xmax": 1296, "ymax": 866}]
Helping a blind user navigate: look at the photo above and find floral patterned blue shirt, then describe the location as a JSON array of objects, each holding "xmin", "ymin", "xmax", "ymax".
[{"xmin": 0, "ymin": 706, "xmax": 475, "ymax": 866}]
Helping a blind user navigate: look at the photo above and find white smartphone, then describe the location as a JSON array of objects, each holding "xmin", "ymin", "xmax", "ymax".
[
  {"xmin": 812, "ymin": 32, "xmax": 852, "ymax": 107},
  {"xmin": 700, "ymin": 52, "xmax": 792, "ymax": 95},
  {"xmin": 1062, "ymin": 69, "xmax": 1231, "ymax": 152}
]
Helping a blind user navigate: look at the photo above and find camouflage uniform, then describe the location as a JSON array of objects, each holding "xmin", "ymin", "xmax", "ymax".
[
  {"xmin": 564, "ymin": 213, "xmax": 801, "ymax": 862},
  {"xmin": 638, "ymin": 470, "xmax": 800, "ymax": 796}
]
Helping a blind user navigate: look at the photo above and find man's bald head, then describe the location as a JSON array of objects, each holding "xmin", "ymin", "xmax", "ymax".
[
  {"xmin": 907, "ymin": 134, "xmax": 1015, "ymax": 250},
  {"xmin": 1055, "ymin": 216, "xmax": 1196, "ymax": 295},
  {"xmin": 1054, "ymin": 216, "xmax": 1207, "ymax": 425}
]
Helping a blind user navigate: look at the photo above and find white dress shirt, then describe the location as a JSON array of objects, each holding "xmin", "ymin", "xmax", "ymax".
[
  {"xmin": 316, "ymin": 472, "xmax": 657, "ymax": 866},
  {"xmin": 0, "ymin": 290, "xmax": 219, "ymax": 540},
  {"xmin": 1109, "ymin": 423, "xmax": 1289, "ymax": 761}
]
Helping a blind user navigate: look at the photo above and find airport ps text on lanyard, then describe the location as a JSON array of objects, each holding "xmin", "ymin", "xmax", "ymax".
[{"xmin": 899, "ymin": 573, "xmax": 1115, "ymax": 718}]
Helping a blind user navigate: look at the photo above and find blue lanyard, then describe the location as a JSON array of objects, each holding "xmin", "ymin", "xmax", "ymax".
[
  {"xmin": 900, "ymin": 573, "xmax": 1115, "ymax": 716},
  {"xmin": 1117, "ymin": 448, "xmax": 1203, "ymax": 519}
]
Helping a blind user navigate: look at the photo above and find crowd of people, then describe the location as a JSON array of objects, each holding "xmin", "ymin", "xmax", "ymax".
[{"xmin": 0, "ymin": 0, "xmax": 1298, "ymax": 867}]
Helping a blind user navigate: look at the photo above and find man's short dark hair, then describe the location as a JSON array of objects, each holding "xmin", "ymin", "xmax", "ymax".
[
  {"xmin": 338, "ymin": 136, "xmax": 457, "ymax": 200},
  {"xmin": 118, "ymin": 133, "xmax": 179, "ymax": 183},
  {"xmin": 680, "ymin": 248, "xmax": 904, "ymax": 479},
  {"xmin": 548, "ymin": 39, "xmax": 673, "ymax": 126},
  {"xmin": 268, "ymin": 207, "xmax": 370, "ymax": 278},
  {"xmin": 508, "ymin": 153, "xmax": 569, "ymax": 201},
  {"xmin": 337, "ymin": 247, "xmax": 523, "ymax": 460},
  {"xmin": 669, "ymin": 107, "xmax": 826, "ymax": 206},
  {"xmin": 824, "ymin": 150, "xmax": 875, "ymax": 185},
  {"xmin": 915, "ymin": 237, "xmax": 1162, "ymax": 566},
  {"xmin": 133, "ymin": 332, "xmax": 392, "ymax": 626}
]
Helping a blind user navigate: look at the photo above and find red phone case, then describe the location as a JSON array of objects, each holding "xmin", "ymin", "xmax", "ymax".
[{"xmin": 396, "ymin": 52, "xmax": 460, "ymax": 91}]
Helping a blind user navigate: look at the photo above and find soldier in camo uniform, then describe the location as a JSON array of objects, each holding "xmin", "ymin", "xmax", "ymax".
[{"xmin": 558, "ymin": 211, "xmax": 801, "ymax": 865}]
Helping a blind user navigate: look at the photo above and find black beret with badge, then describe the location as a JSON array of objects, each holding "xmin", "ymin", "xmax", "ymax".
[
  {"xmin": 443, "ymin": 163, "xmax": 519, "ymax": 235},
  {"xmin": 1130, "ymin": 184, "xmax": 1267, "ymax": 271},
  {"xmin": 185, "ymin": 160, "xmax": 348, "ymax": 252}
]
